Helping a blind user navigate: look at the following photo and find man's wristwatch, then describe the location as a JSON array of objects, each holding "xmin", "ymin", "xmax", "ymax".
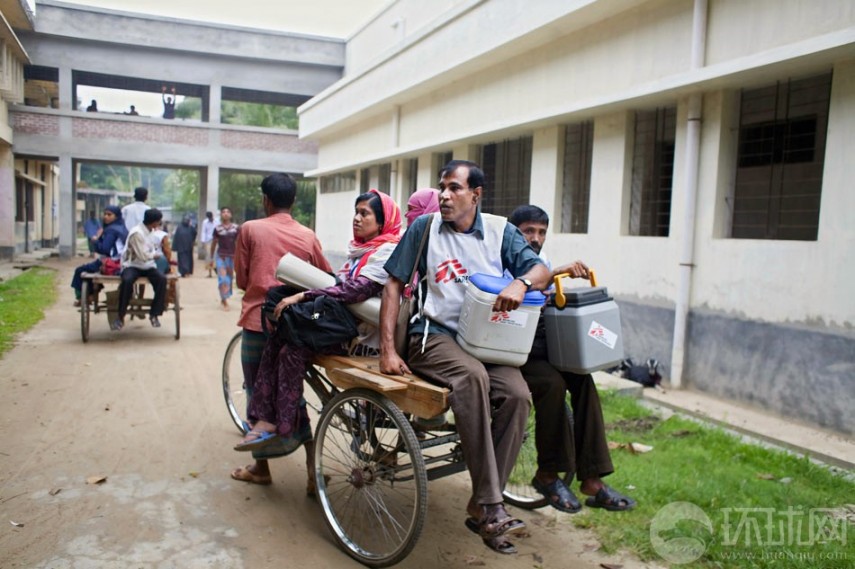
[{"xmin": 516, "ymin": 277, "xmax": 533, "ymax": 290}]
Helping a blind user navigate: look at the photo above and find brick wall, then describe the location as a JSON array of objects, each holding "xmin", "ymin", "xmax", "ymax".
[
  {"xmin": 72, "ymin": 117, "xmax": 209, "ymax": 146},
  {"xmin": 12, "ymin": 112, "xmax": 60, "ymax": 136},
  {"xmin": 221, "ymin": 130, "xmax": 317, "ymax": 153}
]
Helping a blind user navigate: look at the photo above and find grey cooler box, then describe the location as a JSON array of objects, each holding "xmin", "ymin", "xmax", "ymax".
[{"xmin": 543, "ymin": 286, "xmax": 624, "ymax": 374}]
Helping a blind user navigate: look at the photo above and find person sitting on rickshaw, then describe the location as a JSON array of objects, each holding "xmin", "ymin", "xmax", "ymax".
[{"xmin": 70, "ymin": 206, "xmax": 128, "ymax": 306}]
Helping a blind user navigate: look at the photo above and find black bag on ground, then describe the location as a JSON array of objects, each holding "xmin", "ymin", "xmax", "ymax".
[{"xmin": 276, "ymin": 294, "xmax": 360, "ymax": 352}]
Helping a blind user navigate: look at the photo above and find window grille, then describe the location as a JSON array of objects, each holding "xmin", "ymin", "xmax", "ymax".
[
  {"xmin": 479, "ymin": 136, "xmax": 532, "ymax": 218},
  {"xmin": 320, "ymin": 171, "xmax": 356, "ymax": 194},
  {"xmin": 629, "ymin": 107, "xmax": 676, "ymax": 236},
  {"xmin": 732, "ymin": 73, "xmax": 831, "ymax": 241},
  {"xmin": 403, "ymin": 158, "xmax": 419, "ymax": 195},
  {"xmin": 560, "ymin": 121, "xmax": 594, "ymax": 233},
  {"xmin": 432, "ymin": 151, "xmax": 453, "ymax": 180},
  {"xmin": 377, "ymin": 163, "xmax": 392, "ymax": 195}
]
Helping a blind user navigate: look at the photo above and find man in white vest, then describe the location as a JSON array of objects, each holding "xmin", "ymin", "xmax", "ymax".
[{"xmin": 380, "ymin": 160, "xmax": 551, "ymax": 555}]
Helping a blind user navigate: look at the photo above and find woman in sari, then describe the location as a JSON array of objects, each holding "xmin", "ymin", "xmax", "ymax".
[{"xmin": 230, "ymin": 189, "xmax": 402, "ymax": 490}]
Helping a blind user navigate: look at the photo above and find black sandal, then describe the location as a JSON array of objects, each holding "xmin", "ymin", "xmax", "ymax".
[
  {"xmin": 464, "ymin": 517, "xmax": 518, "ymax": 554},
  {"xmin": 532, "ymin": 477, "xmax": 582, "ymax": 513},
  {"xmin": 584, "ymin": 485, "xmax": 637, "ymax": 511}
]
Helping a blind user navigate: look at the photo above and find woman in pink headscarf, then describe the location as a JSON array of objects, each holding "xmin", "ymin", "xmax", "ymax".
[
  {"xmin": 406, "ymin": 187, "xmax": 440, "ymax": 226},
  {"xmin": 231, "ymin": 189, "xmax": 402, "ymax": 488}
]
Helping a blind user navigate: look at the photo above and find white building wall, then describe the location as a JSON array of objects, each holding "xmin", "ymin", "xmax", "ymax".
[{"xmin": 302, "ymin": 0, "xmax": 855, "ymax": 432}]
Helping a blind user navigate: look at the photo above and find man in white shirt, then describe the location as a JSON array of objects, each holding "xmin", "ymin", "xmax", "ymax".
[
  {"xmin": 200, "ymin": 211, "xmax": 216, "ymax": 277},
  {"xmin": 113, "ymin": 208, "xmax": 167, "ymax": 331},
  {"xmin": 122, "ymin": 187, "xmax": 150, "ymax": 232}
]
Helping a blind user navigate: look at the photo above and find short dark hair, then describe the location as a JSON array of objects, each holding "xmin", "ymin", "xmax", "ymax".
[
  {"xmin": 439, "ymin": 160, "xmax": 485, "ymax": 190},
  {"xmin": 143, "ymin": 208, "xmax": 163, "ymax": 225},
  {"xmin": 134, "ymin": 187, "xmax": 148, "ymax": 202},
  {"xmin": 261, "ymin": 173, "xmax": 297, "ymax": 209},
  {"xmin": 509, "ymin": 205, "xmax": 550, "ymax": 228},
  {"xmin": 355, "ymin": 192, "xmax": 385, "ymax": 230}
]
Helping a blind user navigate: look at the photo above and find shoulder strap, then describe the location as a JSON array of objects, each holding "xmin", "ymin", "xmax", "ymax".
[{"xmin": 405, "ymin": 214, "xmax": 433, "ymax": 289}]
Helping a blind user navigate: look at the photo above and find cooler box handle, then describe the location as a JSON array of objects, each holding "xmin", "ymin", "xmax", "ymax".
[{"xmin": 552, "ymin": 269, "xmax": 597, "ymax": 309}]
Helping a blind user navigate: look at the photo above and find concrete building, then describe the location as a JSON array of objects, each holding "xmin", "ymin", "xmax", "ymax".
[
  {"xmin": 300, "ymin": 0, "xmax": 855, "ymax": 434},
  {"xmin": 4, "ymin": 0, "xmax": 345, "ymax": 258}
]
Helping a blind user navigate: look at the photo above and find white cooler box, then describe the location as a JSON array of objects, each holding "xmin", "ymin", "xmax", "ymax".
[
  {"xmin": 456, "ymin": 273, "xmax": 546, "ymax": 367},
  {"xmin": 543, "ymin": 279, "xmax": 623, "ymax": 374}
]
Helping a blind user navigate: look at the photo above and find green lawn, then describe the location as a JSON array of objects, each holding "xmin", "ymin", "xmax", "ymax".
[
  {"xmin": 564, "ymin": 391, "xmax": 854, "ymax": 568},
  {"xmin": 0, "ymin": 267, "xmax": 57, "ymax": 357}
]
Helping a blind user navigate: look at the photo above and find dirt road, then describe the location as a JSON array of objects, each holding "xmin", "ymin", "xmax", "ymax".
[{"xmin": 0, "ymin": 258, "xmax": 656, "ymax": 569}]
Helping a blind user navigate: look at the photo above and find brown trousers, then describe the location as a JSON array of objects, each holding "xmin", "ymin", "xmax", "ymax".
[
  {"xmin": 519, "ymin": 358, "xmax": 614, "ymax": 482},
  {"xmin": 407, "ymin": 334, "xmax": 530, "ymax": 505}
]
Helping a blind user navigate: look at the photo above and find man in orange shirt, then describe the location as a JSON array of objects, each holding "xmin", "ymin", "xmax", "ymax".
[{"xmin": 230, "ymin": 173, "xmax": 332, "ymax": 488}]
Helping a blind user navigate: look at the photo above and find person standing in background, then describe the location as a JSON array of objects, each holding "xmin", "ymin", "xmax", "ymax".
[
  {"xmin": 162, "ymin": 86, "xmax": 176, "ymax": 119},
  {"xmin": 122, "ymin": 187, "xmax": 150, "ymax": 232},
  {"xmin": 200, "ymin": 211, "xmax": 216, "ymax": 278},
  {"xmin": 172, "ymin": 215, "xmax": 197, "ymax": 277},
  {"xmin": 83, "ymin": 210, "xmax": 101, "ymax": 258},
  {"xmin": 210, "ymin": 207, "xmax": 239, "ymax": 310}
]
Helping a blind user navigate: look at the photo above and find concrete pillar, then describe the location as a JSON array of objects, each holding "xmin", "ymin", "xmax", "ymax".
[
  {"xmin": 205, "ymin": 165, "xmax": 220, "ymax": 215},
  {"xmin": 0, "ymin": 144, "xmax": 15, "ymax": 260},
  {"xmin": 58, "ymin": 155, "xmax": 74, "ymax": 258},
  {"xmin": 58, "ymin": 67, "xmax": 73, "ymax": 111},
  {"xmin": 416, "ymin": 152, "xmax": 433, "ymax": 188},
  {"xmin": 530, "ymin": 126, "xmax": 561, "ymax": 217},
  {"xmin": 209, "ymin": 83, "xmax": 222, "ymax": 124}
]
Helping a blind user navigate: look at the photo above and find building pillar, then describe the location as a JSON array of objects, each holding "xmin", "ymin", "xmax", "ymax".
[
  {"xmin": 0, "ymin": 144, "xmax": 15, "ymax": 260},
  {"xmin": 204, "ymin": 164, "xmax": 220, "ymax": 218},
  {"xmin": 58, "ymin": 66, "xmax": 73, "ymax": 111},
  {"xmin": 530, "ymin": 126, "xmax": 562, "ymax": 217},
  {"xmin": 58, "ymin": 154, "xmax": 74, "ymax": 258},
  {"xmin": 209, "ymin": 83, "xmax": 222, "ymax": 125}
]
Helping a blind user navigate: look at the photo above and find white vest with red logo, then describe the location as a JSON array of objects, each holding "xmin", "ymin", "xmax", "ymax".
[{"xmin": 423, "ymin": 211, "xmax": 506, "ymax": 333}]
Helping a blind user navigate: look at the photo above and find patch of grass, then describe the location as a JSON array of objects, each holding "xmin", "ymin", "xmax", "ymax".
[
  {"xmin": 0, "ymin": 267, "xmax": 57, "ymax": 357},
  {"xmin": 565, "ymin": 390, "xmax": 854, "ymax": 568}
]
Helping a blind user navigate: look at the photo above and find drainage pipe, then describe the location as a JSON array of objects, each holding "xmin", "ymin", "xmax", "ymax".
[{"xmin": 669, "ymin": 0, "xmax": 707, "ymax": 388}]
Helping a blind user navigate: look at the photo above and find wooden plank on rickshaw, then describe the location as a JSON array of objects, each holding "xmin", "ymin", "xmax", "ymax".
[{"xmin": 314, "ymin": 354, "xmax": 449, "ymax": 419}]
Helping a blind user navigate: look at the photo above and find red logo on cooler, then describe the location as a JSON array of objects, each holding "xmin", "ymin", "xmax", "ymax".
[
  {"xmin": 490, "ymin": 311, "xmax": 510, "ymax": 323},
  {"xmin": 435, "ymin": 259, "xmax": 468, "ymax": 284},
  {"xmin": 589, "ymin": 325, "xmax": 605, "ymax": 338}
]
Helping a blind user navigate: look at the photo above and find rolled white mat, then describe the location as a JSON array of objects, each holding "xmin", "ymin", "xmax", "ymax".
[{"xmin": 275, "ymin": 253, "xmax": 381, "ymax": 326}]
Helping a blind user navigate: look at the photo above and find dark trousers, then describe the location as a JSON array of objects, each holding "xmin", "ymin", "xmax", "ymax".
[
  {"xmin": 118, "ymin": 267, "xmax": 166, "ymax": 319},
  {"xmin": 408, "ymin": 334, "xmax": 530, "ymax": 505},
  {"xmin": 71, "ymin": 259, "xmax": 103, "ymax": 296},
  {"xmin": 519, "ymin": 358, "xmax": 614, "ymax": 482}
]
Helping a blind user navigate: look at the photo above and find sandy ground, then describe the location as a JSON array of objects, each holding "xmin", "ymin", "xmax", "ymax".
[{"xmin": 0, "ymin": 258, "xmax": 662, "ymax": 569}]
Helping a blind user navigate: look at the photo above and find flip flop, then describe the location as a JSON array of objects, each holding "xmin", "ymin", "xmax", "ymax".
[
  {"xmin": 584, "ymin": 485, "xmax": 637, "ymax": 511},
  {"xmin": 531, "ymin": 477, "xmax": 582, "ymax": 513},
  {"xmin": 234, "ymin": 430, "xmax": 277, "ymax": 452},
  {"xmin": 251, "ymin": 426, "xmax": 313, "ymax": 460},
  {"xmin": 230, "ymin": 465, "xmax": 272, "ymax": 486},
  {"xmin": 464, "ymin": 517, "xmax": 517, "ymax": 555}
]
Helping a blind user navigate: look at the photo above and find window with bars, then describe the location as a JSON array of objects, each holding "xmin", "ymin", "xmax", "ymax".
[
  {"xmin": 359, "ymin": 168, "xmax": 370, "ymax": 194},
  {"xmin": 432, "ymin": 151, "xmax": 453, "ymax": 180},
  {"xmin": 560, "ymin": 121, "xmax": 594, "ymax": 233},
  {"xmin": 320, "ymin": 171, "xmax": 356, "ymax": 194},
  {"xmin": 479, "ymin": 137, "xmax": 533, "ymax": 218},
  {"xmin": 732, "ymin": 73, "xmax": 831, "ymax": 241},
  {"xmin": 402, "ymin": 158, "xmax": 419, "ymax": 195},
  {"xmin": 629, "ymin": 107, "xmax": 676, "ymax": 237},
  {"xmin": 377, "ymin": 163, "xmax": 392, "ymax": 195}
]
